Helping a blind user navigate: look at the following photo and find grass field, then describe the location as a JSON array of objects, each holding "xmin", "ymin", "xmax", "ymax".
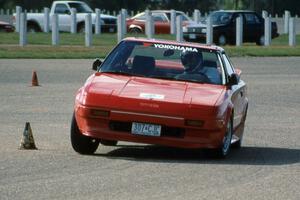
[{"xmin": 0, "ymin": 32, "xmax": 299, "ymax": 58}]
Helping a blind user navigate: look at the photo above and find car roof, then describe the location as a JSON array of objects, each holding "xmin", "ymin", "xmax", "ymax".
[
  {"xmin": 152, "ymin": 10, "xmax": 184, "ymax": 13},
  {"xmin": 214, "ymin": 10, "xmax": 256, "ymax": 13},
  {"xmin": 135, "ymin": 10, "xmax": 185, "ymax": 14},
  {"xmin": 55, "ymin": 1, "xmax": 84, "ymax": 3},
  {"xmin": 122, "ymin": 37, "xmax": 224, "ymax": 52}
]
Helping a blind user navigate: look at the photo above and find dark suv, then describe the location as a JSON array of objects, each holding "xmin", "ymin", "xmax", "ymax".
[{"xmin": 183, "ymin": 10, "xmax": 279, "ymax": 45}]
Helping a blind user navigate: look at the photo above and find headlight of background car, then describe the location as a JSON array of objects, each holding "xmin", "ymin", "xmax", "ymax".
[{"xmin": 182, "ymin": 26, "xmax": 187, "ymax": 32}]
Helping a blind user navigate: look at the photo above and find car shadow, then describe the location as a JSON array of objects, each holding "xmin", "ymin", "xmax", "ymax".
[{"xmin": 94, "ymin": 145, "xmax": 300, "ymax": 166}]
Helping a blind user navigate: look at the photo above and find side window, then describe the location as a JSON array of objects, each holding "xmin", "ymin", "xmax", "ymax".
[
  {"xmin": 178, "ymin": 13, "xmax": 189, "ymax": 21},
  {"xmin": 219, "ymin": 13, "xmax": 231, "ymax": 24},
  {"xmin": 222, "ymin": 53, "xmax": 235, "ymax": 76},
  {"xmin": 244, "ymin": 13, "xmax": 260, "ymax": 24},
  {"xmin": 232, "ymin": 13, "xmax": 242, "ymax": 23},
  {"xmin": 54, "ymin": 4, "xmax": 69, "ymax": 14},
  {"xmin": 152, "ymin": 13, "xmax": 168, "ymax": 22}
]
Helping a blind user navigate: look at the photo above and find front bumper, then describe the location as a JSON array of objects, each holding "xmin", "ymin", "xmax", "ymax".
[
  {"xmin": 183, "ymin": 32, "xmax": 206, "ymax": 42},
  {"xmin": 75, "ymin": 105, "xmax": 226, "ymax": 149}
]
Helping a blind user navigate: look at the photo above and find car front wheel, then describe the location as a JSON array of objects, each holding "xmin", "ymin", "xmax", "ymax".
[
  {"xmin": 70, "ymin": 113, "xmax": 99, "ymax": 154},
  {"xmin": 27, "ymin": 24, "xmax": 40, "ymax": 33},
  {"xmin": 256, "ymin": 35, "xmax": 265, "ymax": 46},
  {"xmin": 206, "ymin": 117, "xmax": 233, "ymax": 158},
  {"xmin": 129, "ymin": 27, "xmax": 142, "ymax": 34}
]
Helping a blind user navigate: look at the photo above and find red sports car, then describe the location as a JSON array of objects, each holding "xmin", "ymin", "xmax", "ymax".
[{"xmin": 71, "ymin": 38, "xmax": 248, "ymax": 158}]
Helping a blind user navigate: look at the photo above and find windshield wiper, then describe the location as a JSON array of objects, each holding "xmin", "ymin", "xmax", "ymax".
[
  {"xmin": 150, "ymin": 75, "xmax": 176, "ymax": 80},
  {"xmin": 102, "ymin": 70, "xmax": 146, "ymax": 77},
  {"xmin": 174, "ymin": 77, "xmax": 205, "ymax": 83},
  {"xmin": 103, "ymin": 70, "xmax": 133, "ymax": 76}
]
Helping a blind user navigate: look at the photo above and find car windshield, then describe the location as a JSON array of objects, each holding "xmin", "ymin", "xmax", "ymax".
[
  {"xmin": 206, "ymin": 11, "xmax": 233, "ymax": 25},
  {"xmin": 100, "ymin": 40, "xmax": 224, "ymax": 85},
  {"xmin": 68, "ymin": 2, "xmax": 93, "ymax": 13}
]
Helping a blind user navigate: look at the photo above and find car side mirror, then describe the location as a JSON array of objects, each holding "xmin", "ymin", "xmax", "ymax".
[
  {"xmin": 228, "ymin": 73, "xmax": 239, "ymax": 86},
  {"xmin": 64, "ymin": 10, "xmax": 71, "ymax": 15},
  {"xmin": 92, "ymin": 58, "xmax": 102, "ymax": 71}
]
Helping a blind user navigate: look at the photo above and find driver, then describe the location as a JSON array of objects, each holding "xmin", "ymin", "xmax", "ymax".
[{"xmin": 176, "ymin": 51, "xmax": 220, "ymax": 84}]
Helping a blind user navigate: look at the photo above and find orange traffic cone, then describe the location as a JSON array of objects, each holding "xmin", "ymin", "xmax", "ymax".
[
  {"xmin": 19, "ymin": 122, "xmax": 38, "ymax": 150},
  {"xmin": 31, "ymin": 70, "xmax": 39, "ymax": 86}
]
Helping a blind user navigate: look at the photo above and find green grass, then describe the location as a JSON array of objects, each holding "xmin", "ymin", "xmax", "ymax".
[{"xmin": 0, "ymin": 32, "xmax": 299, "ymax": 58}]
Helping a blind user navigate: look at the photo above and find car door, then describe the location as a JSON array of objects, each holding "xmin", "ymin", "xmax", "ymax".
[
  {"xmin": 152, "ymin": 13, "xmax": 169, "ymax": 34},
  {"xmin": 54, "ymin": 3, "xmax": 71, "ymax": 32},
  {"xmin": 222, "ymin": 52, "xmax": 246, "ymax": 130},
  {"xmin": 243, "ymin": 12, "xmax": 263, "ymax": 42},
  {"xmin": 214, "ymin": 12, "xmax": 236, "ymax": 44}
]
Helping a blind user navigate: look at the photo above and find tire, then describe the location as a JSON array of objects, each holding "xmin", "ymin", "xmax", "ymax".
[
  {"xmin": 77, "ymin": 24, "xmax": 85, "ymax": 33},
  {"xmin": 27, "ymin": 24, "xmax": 40, "ymax": 33},
  {"xmin": 256, "ymin": 35, "xmax": 264, "ymax": 46},
  {"xmin": 231, "ymin": 136, "xmax": 242, "ymax": 149},
  {"xmin": 129, "ymin": 27, "xmax": 142, "ymax": 34},
  {"xmin": 100, "ymin": 139, "xmax": 118, "ymax": 146},
  {"xmin": 217, "ymin": 34, "xmax": 227, "ymax": 46},
  {"xmin": 206, "ymin": 117, "xmax": 233, "ymax": 158},
  {"xmin": 70, "ymin": 113, "xmax": 99, "ymax": 155}
]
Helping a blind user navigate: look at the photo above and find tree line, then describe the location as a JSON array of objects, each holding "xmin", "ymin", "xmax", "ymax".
[{"xmin": 0, "ymin": 0, "xmax": 299, "ymax": 16}]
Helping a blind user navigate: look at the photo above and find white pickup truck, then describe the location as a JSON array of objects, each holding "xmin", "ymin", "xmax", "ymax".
[{"xmin": 13, "ymin": 1, "xmax": 117, "ymax": 33}]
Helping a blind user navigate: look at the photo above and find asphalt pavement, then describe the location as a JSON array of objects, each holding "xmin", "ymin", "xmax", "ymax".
[{"xmin": 0, "ymin": 58, "xmax": 299, "ymax": 200}]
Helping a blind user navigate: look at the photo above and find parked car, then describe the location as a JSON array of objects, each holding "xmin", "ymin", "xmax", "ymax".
[
  {"xmin": 183, "ymin": 10, "xmax": 279, "ymax": 45},
  {"xmin": 127, "ymin": 10, "xmax": 193, "ymax": 34},
  {"xmin": 12, "ymin": 1, "xmax": 117, "ymax": 33},
  {"xmin": 0, "ymin": 21, "xmax": 14, "ymax": 32},
  {"xmin": 71, "ymin": 37, "xmax": 248, "ymax": 158}
]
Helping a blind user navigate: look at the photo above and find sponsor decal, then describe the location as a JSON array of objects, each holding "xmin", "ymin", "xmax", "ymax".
[
  {"xmin": 143, "ymin": 42, "xmax": 152, "ymax": 47},
  {"xmin": 139, "ymin": 93, "xmax": 165, "ymax": 100},
  {"xmin": 153, "ymin": 43, "xmax": 198, "ymax": 52},
  {"xmin": 139, "ymin": 102, "xmax": 159, "ymax": 108}
]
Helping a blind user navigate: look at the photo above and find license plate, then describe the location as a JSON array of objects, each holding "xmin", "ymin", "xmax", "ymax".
[
  {"xmin": 189, "ymin": 34, "xmax": 196, "ymax": 39},
  {"xmin": 131, "ymin": 122, "xmax": 161, "ymax": 137},
  {"xmin": 109, "ymin": 28, "xmax": 114, "ymax": 32}
]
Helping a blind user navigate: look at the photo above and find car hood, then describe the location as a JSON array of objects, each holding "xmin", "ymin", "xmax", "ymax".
[
  {"xmin": 77, "ymin": 13, "xmax": 116, "ymax": 19},
  {"xmin": 184, "ymin": 22, "xmax": 224, "ymax": 29},
  {"xmin": 0, "ymin": 21, "xmax": 10, "ymax": 25},
  {"xmin": 83, "ymin": 73, "xmax": 225, "ymax": 118}
]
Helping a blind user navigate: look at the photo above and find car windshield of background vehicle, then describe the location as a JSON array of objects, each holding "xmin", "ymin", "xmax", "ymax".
[
  {"xmin": 100, "ymin": 41, "xmax": 224, "ymax": 85},
  {"xmin": 209, "ymin": 12, "xmax": 233, "ymax": 25},
  {"xmin": 68, "ymin": 2, "xmax": 93, "ymax": 13}
]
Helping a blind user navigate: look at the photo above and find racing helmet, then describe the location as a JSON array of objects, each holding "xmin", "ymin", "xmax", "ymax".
[{"xmin": 181, "ymin": 51, "xmax": 203, "ymax": 72}]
